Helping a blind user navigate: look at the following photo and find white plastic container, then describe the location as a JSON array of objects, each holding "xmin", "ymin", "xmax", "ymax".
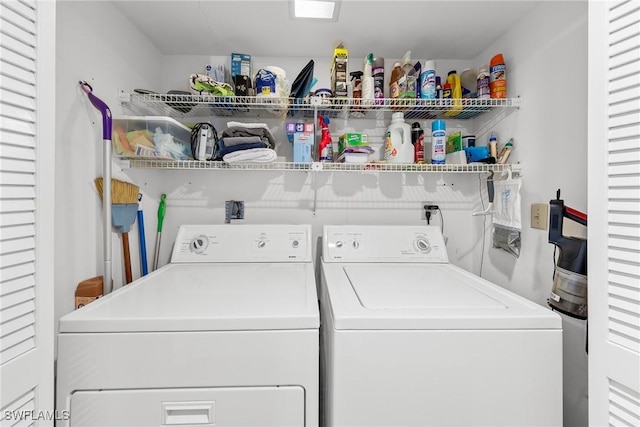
[
  {"xmin": 384, "ymin": 112, "xmax": 414, "ymax": 164},
  {"xmin": 113, "ymin": 115, "xmax": 192, "ymax": 160}
]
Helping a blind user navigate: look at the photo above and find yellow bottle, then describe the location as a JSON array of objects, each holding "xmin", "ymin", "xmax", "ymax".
[{"xmin": 444, "ymin": 70, "xmax": 462, "ymax": 117}]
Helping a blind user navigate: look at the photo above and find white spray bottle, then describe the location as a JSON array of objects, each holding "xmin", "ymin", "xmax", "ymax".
[{"xmin": 361, "ymin": 53, "xmax": 374, "ymax": 105}]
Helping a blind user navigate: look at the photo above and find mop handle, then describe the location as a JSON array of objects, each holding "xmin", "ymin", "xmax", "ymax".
[
  {"xmin": 80, "ymin": 81, "xmax": 113, "ymax": 294},
  {"xmin": 79, "ymin": 81, "xmax": 112, "ymax": 140}
]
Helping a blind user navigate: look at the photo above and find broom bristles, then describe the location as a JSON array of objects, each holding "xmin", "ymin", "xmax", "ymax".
[{"xmin": 95, "ymin": 178, "xmax": 139, "ymax": 204}]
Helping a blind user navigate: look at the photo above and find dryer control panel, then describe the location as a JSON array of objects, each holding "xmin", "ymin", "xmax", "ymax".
[
  {"xmin": 171, "ymin": 224, "xmax": 312, "ymax": 263},
  {"xmin": 323, "ymin": 225, "xmax": 448, "ymax": 263}
]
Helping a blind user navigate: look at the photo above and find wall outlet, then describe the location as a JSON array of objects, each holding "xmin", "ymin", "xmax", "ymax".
[
  {"xmin": 421, "ymin": 202, "xmax": 436, "ymax": 220},
  {"xmin": 225, "ymin": 200, "xmax": 244, "ymax": 223},
  {"xmin": 531, "ymin": 203, "xmax": 548, "ymax": 230}
]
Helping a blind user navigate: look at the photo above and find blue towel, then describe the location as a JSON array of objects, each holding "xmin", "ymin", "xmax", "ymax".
[{"xmin": 214, "ymin": 140, "xmax": 267, "ymax": 160}]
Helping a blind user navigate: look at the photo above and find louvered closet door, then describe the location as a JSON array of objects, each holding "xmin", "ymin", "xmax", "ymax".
[
  {"xmin": 588, "ymin": 0, "xmax": 640, "ymax": 425},
  {"xmin": 0, "ymin": 0, "xmax": 55, "ymax": 425}
]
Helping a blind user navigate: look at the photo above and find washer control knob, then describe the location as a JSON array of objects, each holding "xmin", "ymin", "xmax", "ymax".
[
  {"xmin": 415, "ymin": 238, "xmax": 431, "ymax": 253},
  {"xmin": 335, "ymin": 241, "xmax": 343, "ymax": 249},
  {"xmin": 352, "ymin": 240, "xmax": 360, "ymax": 249},
  {"xmin": 292, "ymin": 240, "xmax": 299, "ymax": 248},
  {"xmin": 257, "ymin": 240, "xmax": 266, "ymax": 249},
  {"xmin": 190, "ymin": 235, "xmax": 209, "ymax": 253}
]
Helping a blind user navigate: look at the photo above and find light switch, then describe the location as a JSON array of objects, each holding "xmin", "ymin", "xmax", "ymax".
[{"xmin": 531, "ymin": 203, "xmax": 548, "ymax": 230}]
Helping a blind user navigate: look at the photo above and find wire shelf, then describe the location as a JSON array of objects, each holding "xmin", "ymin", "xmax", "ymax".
[
  {"xmin": 126, "ymin": 159, "xmax": 519, "ymax": 174},
  {"xmin": 119, "ymin": 92, "xmax": 521, "ymax": 120}
]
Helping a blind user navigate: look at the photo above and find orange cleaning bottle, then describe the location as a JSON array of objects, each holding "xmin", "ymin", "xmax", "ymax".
[{"xmin": 489, "ymin": 53, "xmax": 507, "ymax": 99}]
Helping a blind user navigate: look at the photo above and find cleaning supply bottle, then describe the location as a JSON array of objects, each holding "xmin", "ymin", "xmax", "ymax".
[
  {"xmin": 318, "ymin": 115, "xmax": 333, "ymax": 162},
  {"xmin": 490, "ymin": 53, "xmax": 507, "ymax": 98},
  {"xmin": 401, "ymin": 51, "xmax": 417, "ymax": 98},
  {"xmin": 420, "ymin": 60, "xmax": 436, "ymax": 99},
  {"xmin": 488, "ymin": 131, "xmax": 498, "ymax": 159},
  {"xmin": 385, "ymin": 112, "xmax": 413, "ymax": 163},
  {"xmin": 444, "ymin": 70, "xmax": 462, "ymax": 117},
  {"xmin": 350, "ymin": 70, "xmax": 363, "ymax": 107},
  {"xmin": 460, "ymin": 68, "xmax": 477, "ymax": 98},
  {"xmin": 372, "ymin": 56, "xmax": 385, "ymax": 104},
  {"xmin": 442, "ymin": 83, "xmax": 451, "ymax": 101},
  {"xmin": 497, "ymin": 139, "xmax": 513, "ymax": 164},
  {"xmin": 389, "ymin": 62, "xmax": 404, "ymax": 101},
  {"xmin": 431, "ymin": 119, "xmax": 446, "ymax": 164},
  {"xmin": 411, "ymin": 122, "xmax": 425, "ymax": 164},
  {"xmin": 477, "ymin": 65, "xmax": 490, "ymax": 99},
  {"xmin": 361, "ymin": 53, "xmax": 374, "ymax": 104}
]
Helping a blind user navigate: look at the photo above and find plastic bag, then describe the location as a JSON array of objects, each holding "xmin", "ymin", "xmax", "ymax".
[
  {"xmin": 492, "ymin": 169, "xmax": 522, "ymax": 257},
  {"xmin": 153, "ymin": 127, "xmax": 193, "ymax": 160}
]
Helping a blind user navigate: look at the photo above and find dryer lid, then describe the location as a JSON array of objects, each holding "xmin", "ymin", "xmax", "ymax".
[
  {"xmin": 59, "ymin": 263, "xmax": 319, "ymax": 333},
  {"xmin": 322, "ymin": 263, "xmax": 561, "ymax": 330}
]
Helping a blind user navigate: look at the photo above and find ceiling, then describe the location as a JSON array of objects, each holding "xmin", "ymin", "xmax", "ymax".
[{"xmin": 112, "ymin": 0, "xmax": 539, "ymax": 60}]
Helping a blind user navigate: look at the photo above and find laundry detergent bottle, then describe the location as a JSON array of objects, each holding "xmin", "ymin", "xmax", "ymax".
[{"xmin": 385, "ymin": 112, "xmax": 414, "ymax": 164}]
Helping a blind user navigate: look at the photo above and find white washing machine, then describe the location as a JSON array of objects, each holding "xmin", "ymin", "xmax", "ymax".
[
  {"xmin": 320, "ymin": 225, "xmax": 563, "ymax": 427},
  {"xmin": 57, "ymin": 224, "xmax": 319, "ymax": 427}
]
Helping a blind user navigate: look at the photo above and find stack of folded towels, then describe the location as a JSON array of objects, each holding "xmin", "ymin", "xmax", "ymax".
[{"xmin": 214, "ymin": 121, "xmax": 277, "ymax": 163}]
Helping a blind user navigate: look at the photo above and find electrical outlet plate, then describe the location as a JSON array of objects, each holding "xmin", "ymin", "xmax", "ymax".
[
  {"xmin": 531, "ymin": 203, "xmax": 548, "ymax": 230},
  {"xmin": 421, "ymin": 202, "xmax": 433, "ymax": 220},
  {"xmin": 225, "ymin": 200, "xmax": 244, "ymax": 223}
]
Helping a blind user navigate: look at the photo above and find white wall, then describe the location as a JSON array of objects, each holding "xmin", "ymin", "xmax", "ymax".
[
  {"xmin": 473, "ymin": 2, "xmax": 589, "ymax": 426},
  {"xmin": 55, "ymin": 1, "xmax": 163, "ymax": 328},
  {"xmin": 54, "ymin": 1, "xmax": 588, "ymax": 425}
]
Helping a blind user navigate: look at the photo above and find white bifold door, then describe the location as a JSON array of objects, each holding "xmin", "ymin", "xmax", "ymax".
[
  {"xmin": 588, "ymin": 0, "xmax": 640, "ymax": 425},
  {"xmin": 0, "ymin": 0, "xmax": 55, "ymax": 425}
]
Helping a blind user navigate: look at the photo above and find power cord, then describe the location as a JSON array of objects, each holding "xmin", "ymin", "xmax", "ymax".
[{"xmin": 478, "ymin": 174, "xmax": 487, "ymax": 278}]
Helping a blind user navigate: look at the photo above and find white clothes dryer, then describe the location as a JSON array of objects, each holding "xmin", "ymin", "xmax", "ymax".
[
  {"xmin": 57, "ymin": 224, "xmax": 319, "ymax": 427},
  {"xmin": 320, "ymin": 225, "xmax": 562, "ymax": 427}
]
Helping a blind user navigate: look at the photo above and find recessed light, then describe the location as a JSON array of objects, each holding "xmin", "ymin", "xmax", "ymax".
[{"xmin": 290, "ymin": 0, "xmax": 341, "ymax": 21}]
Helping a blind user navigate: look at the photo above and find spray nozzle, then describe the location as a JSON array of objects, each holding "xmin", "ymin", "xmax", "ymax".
[
  {"xmin": 401, "ymin": 50, "xmax": 412, "ymax": 65},
  {"xmin": 318, "ymin": 114, "xmax": 330, "ymax": 128}
]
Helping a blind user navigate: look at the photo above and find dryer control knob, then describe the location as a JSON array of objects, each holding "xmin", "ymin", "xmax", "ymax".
[
  {"xmin": 415, "ymin": 238, "xmax": 431, "ymax": 253},
  {"xmin": 352, "ymin": 240, "xmax": 360, "ymax": 249},
  {"xmin": 292, "ymin": 240, "xmax": 299, "ymax": 248},
  {"xmin": 190, "ymin": 235, "xmax": 209, "ymax": 253},
  {"xmin": 335, "ymin": 241, "xmax": 343, "ymax": 249},
  {"xmin": 257, "ymin": 240, "xmax": 266, "ymax": 248}
]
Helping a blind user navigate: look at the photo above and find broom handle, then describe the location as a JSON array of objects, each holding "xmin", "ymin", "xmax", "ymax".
[{"xmin": 122, "ymin": 232, "xmax": 132, "ymax": 284}]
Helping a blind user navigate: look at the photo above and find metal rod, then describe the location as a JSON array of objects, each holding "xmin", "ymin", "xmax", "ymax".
[{"xmin": 103, "ymin": 138, "xmax": 112, "ymax": 294}]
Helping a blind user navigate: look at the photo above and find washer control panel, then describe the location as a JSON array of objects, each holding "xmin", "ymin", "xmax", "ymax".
[
  {"xmin": 172, "ymin": 224, "xmax": 312, "ymax": 263},
  {"xmin": 323, "ymin": 225, "xmax": 448, "ymax": 263}
]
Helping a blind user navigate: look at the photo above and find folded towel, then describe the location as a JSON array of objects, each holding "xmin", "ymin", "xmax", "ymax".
[
  {"xmin": 220, "ymin": 136, "xmax": 263, "ymax": 147},
  {"xmin": 222, "ymin": 126, "xmax": 276, "ymax": 148},
  {"xmin": 215, "ymin": 141, "xmax": 267, "ymax": 159},
  {"xmin": 223, "ymin": 148, "xmax": 277, "ymax": 163},
  {"xmin": 227, "ymin": 121, "xmax": 269, "ymax": 129}
]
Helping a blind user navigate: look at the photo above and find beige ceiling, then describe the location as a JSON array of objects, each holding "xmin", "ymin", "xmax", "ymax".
[{"xmin": 112, "ymin": 0, "xmax": 540, "ymax": 59}]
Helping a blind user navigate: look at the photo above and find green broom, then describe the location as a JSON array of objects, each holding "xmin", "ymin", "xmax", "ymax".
[{"xmin": 95, "ymin": 178, "xmax": 139, "ymax": 284}]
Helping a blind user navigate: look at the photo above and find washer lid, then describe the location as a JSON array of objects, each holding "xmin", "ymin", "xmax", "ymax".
[
  {"xmin": 59, "ymin": 263, "xmax": 319, "ymax": 333},
  {"xmin": 322, "ymin": 263, "xmax": 561, "ymax": 330}
]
